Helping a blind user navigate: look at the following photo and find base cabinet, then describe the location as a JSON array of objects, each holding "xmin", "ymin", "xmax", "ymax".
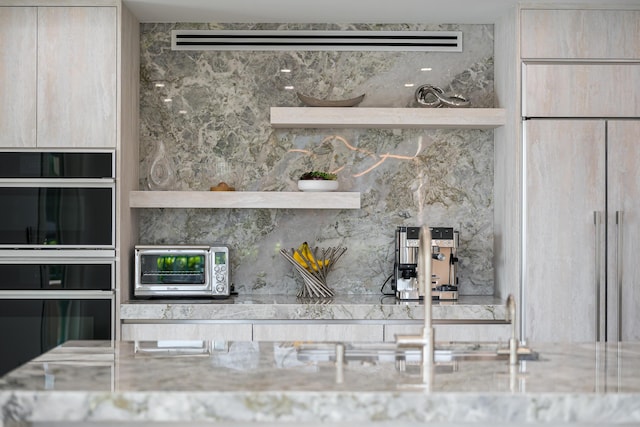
[
  {"xmin": 121, "ymin": 323, "xmax": 253, "ymax": 341},
  {"xmin": 384, "ymin": 323, "xmax": 511, "ymax": 342},
  {"xmin": 121, "ymin": 322, "xmax": 511, "ymax": 343},
  {"xmin": 252, "ymin": 323, "xmax": 383, "ymax": 342}
]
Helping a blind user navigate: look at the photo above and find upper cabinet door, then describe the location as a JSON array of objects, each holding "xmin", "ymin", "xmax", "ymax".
[
  {"xmin": 522, "ymin": 63, "xmax": 640, "ymax": 118},
  {"xmin": 0, "ymin": 8, "xmax": 37, "ymax": 148},
  {"xmin": 521, "ymin": 9, "xmax": 640, "ymax": 60},
  {"xmin": 37, "ymin": 7, "xmax": 117, "ymax": 148}
]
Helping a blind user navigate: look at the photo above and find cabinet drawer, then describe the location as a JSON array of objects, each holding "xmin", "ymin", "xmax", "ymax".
[
  {"xmin": 384, "ymin": 323, "xmax": 510, "ymax": 342},
  {"xmin": 523, "ymin": 63, "xmax": 640, "ymax": 117},
  {"xmin": 252, "ymin": 323, "xmax": 383, "ymax": 342},
  {"xmin": 121, "ymin": 323, "xmax": 253, "ymax": 341},
  {"xmin": 521, "ymin": 9, "xmax": 640, "ymax": 60}
]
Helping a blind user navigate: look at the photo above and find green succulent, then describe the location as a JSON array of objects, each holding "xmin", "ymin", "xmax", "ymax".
[{"xmin": 299, "ymin": 171, "xmax": 338, "ymax": 180}]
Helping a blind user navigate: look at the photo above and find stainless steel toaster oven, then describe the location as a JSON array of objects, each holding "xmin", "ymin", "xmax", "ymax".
[{"xmin": 134, "ymin": 245, "xmax": 230, "ymax": 298}]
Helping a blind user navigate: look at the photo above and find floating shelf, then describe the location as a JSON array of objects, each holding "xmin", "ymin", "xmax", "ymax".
[
  {"xmin": 129, "ymin": 191, "xmax": 361, "ymax": 209},
  {"xmin": 270, "ymin": 107, "xmax": 506, "ymax": 129}
]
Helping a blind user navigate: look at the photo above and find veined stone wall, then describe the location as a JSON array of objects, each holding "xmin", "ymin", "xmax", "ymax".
[{"xmin": 138, "ymin": 23, "xmax": 495, "ymax": 296}]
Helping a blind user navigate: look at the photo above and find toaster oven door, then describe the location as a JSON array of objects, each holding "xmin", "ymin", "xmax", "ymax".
[{"xmin": 135, "ymin": 248, "xmax": 211, "ymax": 296}]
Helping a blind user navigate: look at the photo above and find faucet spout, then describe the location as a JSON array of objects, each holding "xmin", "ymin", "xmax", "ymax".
[
  {"xmin": 506, "ymin": 294, "xmax": 519, "ymax": 365},
  {"xmin": 396, "ymin": 225, "xmax": 434, "ymax": 383}
]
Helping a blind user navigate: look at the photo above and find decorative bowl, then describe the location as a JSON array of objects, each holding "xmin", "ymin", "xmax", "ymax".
[
  {"xmin": 297, "ymin": 180, "xmax": 339, "ymax": 192},
  {"xmin": 296, "ymin": 92, "xmax": 365, "ymax": 107}
]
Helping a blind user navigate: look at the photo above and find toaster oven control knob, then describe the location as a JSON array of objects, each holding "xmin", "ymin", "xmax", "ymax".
[
  {"xmin": 216, "ymin": 274, "xmax": 225, "ymax": 282},
  {"xmin": 216, "ymin": 284, "xmax": 225, "ymax": 292}
]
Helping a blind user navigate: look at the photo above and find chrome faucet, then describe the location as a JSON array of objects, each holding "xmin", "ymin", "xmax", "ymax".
[
  {"xmin": 506, "ymin": 294, "xmax": 519, "ymax": 365},
  {"xmin": 395, "ymin": 225, "xmax": 434, "ymax": 384}
]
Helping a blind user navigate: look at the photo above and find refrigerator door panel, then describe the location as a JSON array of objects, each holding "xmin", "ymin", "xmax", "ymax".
[
  {"xmin": 524, "ymin": 120, "xmax": 606, "ymax": 342},
  {"xmin": 606, "ymin": 120, "xmax": 640, "ymax": 342}
]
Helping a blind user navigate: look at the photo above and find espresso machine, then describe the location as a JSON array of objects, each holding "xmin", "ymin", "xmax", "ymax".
[
  {"xmin": 394, "ymin": 226, "xmax": 459, "ymax": 301},
  {"xmin": 430, "ymin": 227, "xmax": 459, "ymax": 300},
  {"xmin": 394, "ymin": 226, "xmax": 422, "ymax": 300}
]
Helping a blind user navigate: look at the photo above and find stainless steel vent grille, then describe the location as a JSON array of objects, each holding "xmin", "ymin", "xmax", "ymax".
[{"xmin": 171, "ymin": 30, "xmax": 462, "ymax": 52}]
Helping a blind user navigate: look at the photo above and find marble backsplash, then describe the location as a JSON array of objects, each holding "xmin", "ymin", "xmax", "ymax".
[{"xmin": 138, "ymin": 23, "xmax": 495, "ymax": 296}]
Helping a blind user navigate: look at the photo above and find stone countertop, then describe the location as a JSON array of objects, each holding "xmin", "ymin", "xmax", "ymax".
[
  {"xmin": 120, "ymin": 294, "xmax": 507, "ymax": 322},
  {"xmin": 1, "ymin": 340, "xmax": 639, "ymax": 425}
]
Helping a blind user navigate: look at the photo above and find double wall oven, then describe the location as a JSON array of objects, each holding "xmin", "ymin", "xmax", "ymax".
[{"xmin": 0, "ymin": 151, "xmax": 115, "ymax": 376}]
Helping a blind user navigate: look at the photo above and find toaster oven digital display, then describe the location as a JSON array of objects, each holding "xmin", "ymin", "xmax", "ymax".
[{"xmin": 214, "ymin": 251, "xmax": 226, "ymax": 265}]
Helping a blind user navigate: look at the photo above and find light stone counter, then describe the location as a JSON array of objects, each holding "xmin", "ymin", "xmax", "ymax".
[
  {"xmin": 120, "ymin": 294, "xmax": 507, "ymax": 322},
  {"xmin": 1, "ymin": 340, "xmax": 639, "ymax": 426}
]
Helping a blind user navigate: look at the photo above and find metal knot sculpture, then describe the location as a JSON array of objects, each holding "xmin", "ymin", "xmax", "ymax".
[{"xmin": 415, "ymin": 84, "xmax": 470, "ymax": 108}]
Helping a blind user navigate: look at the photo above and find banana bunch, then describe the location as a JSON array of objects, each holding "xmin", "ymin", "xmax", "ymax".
[{"xmin": 293, "ymin": 242, "xmax": 330, "ymax": 272}]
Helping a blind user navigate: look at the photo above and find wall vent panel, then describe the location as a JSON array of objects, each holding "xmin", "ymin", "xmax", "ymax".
[{"xmin": 171, "ymin": 30, "xmax": 462, "ymax": 52}]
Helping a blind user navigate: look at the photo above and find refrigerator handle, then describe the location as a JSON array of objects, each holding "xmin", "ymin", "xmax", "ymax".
[
  {"xmin": 616, "ymin": 211, "xmax": 623, "ymax": 342},
  {"xmin": 594, "ymin": 211, "xmax": 602, "ymax": 342}
]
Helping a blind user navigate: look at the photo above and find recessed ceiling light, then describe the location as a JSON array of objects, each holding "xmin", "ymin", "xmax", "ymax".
[
  {"xmin": 163, "ymin": 98, "xmax": 172, "ymax": 103},
  {"xmin": 284, "ymin": 85, "xmax": 295, "ymax": 90},
  {"xmin": 420, "ymin": 67, "xmax": 433, "ymax": 71},
  {"xmin": 155, "ymin": 83, "xmax": 165, "ymax": 88},
  {"xmin": 404, "ymin": 83, "xmax": 415, "ymax": 87}
]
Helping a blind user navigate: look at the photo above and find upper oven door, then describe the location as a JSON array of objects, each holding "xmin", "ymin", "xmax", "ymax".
[{"xmin": 0, "ymin": 151, "xmax": 115, "ymax": 249}]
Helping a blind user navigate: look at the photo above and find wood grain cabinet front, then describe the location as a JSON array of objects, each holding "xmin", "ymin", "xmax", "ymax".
[
  {"xmin": 0, "ymin": 7, "xmax": 37, "ymax": 147},
  {"xmin": 121, "ymin": 323, "xmax": 253, "ymax": 342},
  {"xmin": 252, "ymin": 323, "xmax": 384, "ymax": 342},
  {"xmin": 0, "ymin": 6, "xmax": 117, "ymax": 148},
  {"xmin": 383, "ymin": 323, "xmax": 511, "ymax": 342},
  {"xmin": 521, "ymin": 9, "xmax": 640, "ymax": 60}
]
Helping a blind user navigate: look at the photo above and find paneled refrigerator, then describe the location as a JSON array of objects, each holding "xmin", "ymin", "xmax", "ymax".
[{"xmin": 523, "ymin": 120, "xmax": 640, "ymax": 342}]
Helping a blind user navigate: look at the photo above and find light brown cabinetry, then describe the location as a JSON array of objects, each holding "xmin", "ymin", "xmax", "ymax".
[
  {"xmin": 121, "ymin": 322, "xmax": 383, "ymax": 342},
  {"xmin": 121, "ymin": 321, "xmax": 513, "ymax": 343},
  {"xmin": 121, "ymin": 323, "xmax": 253, "ymax": 341},
  {"xmin": 252, "ymin": 323, "xmax": 383, "ymax": 341},
  {"xmin": 521, "ymin": 9, "xmax": 640, "ymax": 60},
  {"xmin": 524, "ymin": 120, "xmax": 640, "ymax": 342},
  {"xmin": 0, "ymin": 6, "xmax": 116, "ymax": 148},
  {"xmin": 523, "ymin": 63, "xmax": 640, "ymax": 117},
  {"xmin": 516, "ymin": 6, "xmax": 640, "ymax": 343},
  {"xmin": 0, "ymin": 7, "xmax": 37, "ymax": 147},
  {"xmin": 524, "ymin": 120, "xmax": 605, "ymax": 342},
  {"xmin": 383, "ymin": 323, "xmax": 510, "ymax": 342}
]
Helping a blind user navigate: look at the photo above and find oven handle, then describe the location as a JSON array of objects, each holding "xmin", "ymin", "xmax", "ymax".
[
  {"xmin": 0, "ymin": 250, "xmax": 116, "ymax": 259},
  {"xmin": 0, "ymin": 290, "xmax": 114, "ymax": 299},
  {"xmin": 0, "ymin": 178, "xmax": 114, "ymax": 187}
]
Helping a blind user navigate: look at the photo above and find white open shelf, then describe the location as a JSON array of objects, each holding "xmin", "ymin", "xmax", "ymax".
[
  {"xmin": 129, "ymin": 191, "xmax": 361, "ymax": 209},
  {"xmin": 270, "ymin": 107, "xmax": 506, "ymax": 129}
]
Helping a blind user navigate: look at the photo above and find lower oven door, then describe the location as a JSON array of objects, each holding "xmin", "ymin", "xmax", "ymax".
[
  {"xmin": 0, "ymin": 254, "xmax": 114, "ymax": 291},
  {"xmin": 0, "ymin": 293, "xmax": 113, "ymax": 376}
]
